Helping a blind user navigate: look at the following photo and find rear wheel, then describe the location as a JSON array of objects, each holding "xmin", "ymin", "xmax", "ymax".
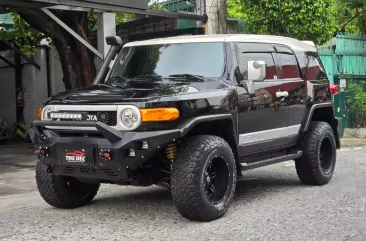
[
  {"xmin": 295, "ymin": 121, "xmax": 337, "ymax": 185},
  {"xmin": 171, "ymin": 135, "xmax": 236, "ymax": 222},
  {"xmin": 36, "ymin": 162, "xmax": 100, "ymax": 209}
]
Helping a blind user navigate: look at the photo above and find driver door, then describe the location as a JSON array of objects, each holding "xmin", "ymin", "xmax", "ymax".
[{"xmin": 235, "ymin": 43, "xmax": 289, "ymax": 156}]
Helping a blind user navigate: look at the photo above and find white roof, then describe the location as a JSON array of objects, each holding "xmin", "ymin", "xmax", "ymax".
[{"xmin": 124, "ymin": 34, "xmax": 317, "ymax": 52}]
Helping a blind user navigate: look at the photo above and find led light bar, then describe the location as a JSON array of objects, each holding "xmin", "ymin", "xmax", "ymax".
[{"xmin": 50, "ymin": 112, "xmax": 83, "ymax": 119}]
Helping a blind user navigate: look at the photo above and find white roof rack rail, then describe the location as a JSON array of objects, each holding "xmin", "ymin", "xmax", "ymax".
[{"xmin": 301, "ymin": 41, "xmax": 316, "ymax": 47}]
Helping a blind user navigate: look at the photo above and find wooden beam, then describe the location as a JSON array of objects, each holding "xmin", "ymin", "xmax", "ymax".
[
  {"xmin": 0, "ymin": 55, "xmax": 15, "ymax": 68},
  {"xmin": 42, "ymin": 8, "xmax": 104, "ymax": 59}
]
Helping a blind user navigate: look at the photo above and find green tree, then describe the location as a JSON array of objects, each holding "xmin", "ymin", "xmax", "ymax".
[
  {"xmin": 227, "ymin": 0, "xmax": 337, "ymax": 45},
  {"xmin": 336, "ymin": 0, "xmax": 366, "ymax": 35}
]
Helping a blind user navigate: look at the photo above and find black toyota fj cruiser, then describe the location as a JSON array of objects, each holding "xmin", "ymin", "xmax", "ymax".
[{"xmin": 31, "ymin": 34, "xmax": 341, "ymax": 222}]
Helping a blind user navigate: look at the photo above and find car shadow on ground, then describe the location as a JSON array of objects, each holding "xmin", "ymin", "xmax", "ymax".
[{"xmin": 76, "ymin": 173, "xmax": 304, "ymax": 222}]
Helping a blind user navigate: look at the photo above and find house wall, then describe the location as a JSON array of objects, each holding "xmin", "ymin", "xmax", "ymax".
[
  {"xmin": 21, "ymin": 47, "xmax": 65, "ymax": 129},
  {"xmin": 49, "ymin": 47, "xmax": 65, "ymax": 95},
  {"xmin": 22, "ymin": 48, "xmax": 49, "ymax": 128},
  {"xmin": 0, "ymin": 67, "xmax": 16, "ymax": 137}
]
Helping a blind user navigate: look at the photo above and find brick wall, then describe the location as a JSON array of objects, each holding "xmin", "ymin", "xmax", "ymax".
[{"xmin": 0, "ymin": 67, "xmax": 16, "ymax": 137}]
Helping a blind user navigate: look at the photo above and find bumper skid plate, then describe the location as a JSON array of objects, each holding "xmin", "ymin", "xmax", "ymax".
[{"xmin": 30, "ymin": 120, "xmax": 181, "ymax": 182}]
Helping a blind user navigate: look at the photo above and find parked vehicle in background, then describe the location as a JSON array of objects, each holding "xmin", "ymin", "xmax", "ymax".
[{"xmin": 30, "ymin": 34, "xmax": 341, "ymax": 222}]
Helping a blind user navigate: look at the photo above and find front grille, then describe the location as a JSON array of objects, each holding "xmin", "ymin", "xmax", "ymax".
[{"xmin": 53, "ymin": 111, "xmax": 117, "ymax": 126}]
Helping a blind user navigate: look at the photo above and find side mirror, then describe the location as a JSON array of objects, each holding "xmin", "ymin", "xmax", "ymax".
[
  {"xmin": 247, "ymin": 61, "xmax": 266, "ymax": 82},
  {"xmin": 106, "ymin": 36, "xmax": 123, "ymax": 46},
  {"xmin": 246, "ymin": 61, "xmax": 266, "ymax": 95}
]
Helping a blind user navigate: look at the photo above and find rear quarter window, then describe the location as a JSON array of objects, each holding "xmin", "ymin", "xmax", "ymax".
[
  {"xmin": 306, "ymin": 53, "xmax": 328, "ymax": 80},
  {"xmin": 277, "ymin": 53, "xmax": 301, "ymax": 79}
]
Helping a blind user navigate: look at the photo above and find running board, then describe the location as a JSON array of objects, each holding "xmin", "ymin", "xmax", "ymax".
[{"xmin": 240, "ymin": 150, "xmax": 303, "ymax": 171}]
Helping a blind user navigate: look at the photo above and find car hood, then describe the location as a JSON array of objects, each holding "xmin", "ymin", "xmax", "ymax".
[{"xmin": 45, "ymin": 80, "xmax": 232, "ymax": 105}]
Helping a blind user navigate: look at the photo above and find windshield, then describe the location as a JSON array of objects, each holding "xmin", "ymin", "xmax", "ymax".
[{"xmin": 107, "ymin": 42, "xmax": 225, "ymax": 81}]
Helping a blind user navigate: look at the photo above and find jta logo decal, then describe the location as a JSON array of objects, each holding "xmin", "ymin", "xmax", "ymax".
[
  {"xmin": 86, "ymin": 115, "xmax": 98, "ymax": 121},
  {"xmin": 65, "ymin": 150, "xmax": 86, "ymax": 162}
]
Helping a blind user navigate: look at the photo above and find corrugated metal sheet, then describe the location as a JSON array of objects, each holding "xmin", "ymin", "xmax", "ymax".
[{"xmin": 0, "ymin": 14, "xmax": 13, "ymax": 25}]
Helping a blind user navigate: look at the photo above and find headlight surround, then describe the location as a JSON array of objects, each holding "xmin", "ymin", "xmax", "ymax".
[
  {"xmin": 120, "ymin": 107, "xmax": 141, "ymax": 130},
  {"xmin": 42, "ymin": 106, "xmax": 52, "ymax": 120}
]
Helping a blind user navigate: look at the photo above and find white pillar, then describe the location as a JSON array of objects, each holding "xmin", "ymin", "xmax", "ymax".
[
  {"xmin": 196, "ymin": 0, "xmax": 227, "ymax": 34},
  {"xmin": 97, "ymin": 12, "xmax": 116, "ymax": 58},
  {"xmin": 96, "ymin": 12, "xmax": 116, "ymax": 71}
]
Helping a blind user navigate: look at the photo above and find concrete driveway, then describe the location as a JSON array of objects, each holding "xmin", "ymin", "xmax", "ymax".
[{"xmin": 0, "ymin": 144, "xmax": 365, "ymax": 241}]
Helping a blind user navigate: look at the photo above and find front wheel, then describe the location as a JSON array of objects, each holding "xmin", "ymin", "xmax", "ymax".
[
  {"xmin": 36, "ymin": 162, "xmax": 100, "ymax": 209},
  {"xmin": 171, "ymin": 135, "xmax": 237, "ymax": 222},
  {"xmin": 295, "ymin": 121, "xmax": 337, "ymax": 185}
]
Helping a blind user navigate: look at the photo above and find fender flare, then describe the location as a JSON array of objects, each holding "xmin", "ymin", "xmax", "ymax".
[
  {"xmin": 300, "ymin": 102, "xmax": 336, "ymax": 132},
  {"xmin": 176, "ymin": 114, "xmax": 238, "ymax": 144},
  {"xmin": 300, "ymin": 102, "xmax": 341, "ymax": 148}
]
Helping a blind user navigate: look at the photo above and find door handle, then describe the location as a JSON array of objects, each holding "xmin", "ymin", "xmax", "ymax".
[{"xmin": 276, "ymin": 91, "xmax": 289, "ymax": 98}]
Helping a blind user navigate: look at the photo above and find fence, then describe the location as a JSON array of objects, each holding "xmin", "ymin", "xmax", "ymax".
[{"xmin": 318, "ymin": 33, "xmax": 366, "ymax": 137}]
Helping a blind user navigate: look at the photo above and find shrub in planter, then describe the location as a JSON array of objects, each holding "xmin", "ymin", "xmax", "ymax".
[{"xmin": 345, "ymin": 80, "xmax": 366, "ymax": 128}]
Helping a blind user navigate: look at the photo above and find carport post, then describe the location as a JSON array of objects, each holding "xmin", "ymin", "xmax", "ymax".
[
  {"xmin": 197, "ymin": 0, "xmax": 227, "ymax": 34},
  {"xmin": 96, "ymin": 12, "xmax": 116, "ymax": 71}
]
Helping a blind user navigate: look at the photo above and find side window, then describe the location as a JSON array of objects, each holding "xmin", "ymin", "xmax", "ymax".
[
  {"xmin": 238, "ymin": 53, "xmax": 278, "ymax": 80},
  {"xmin": 277, "ymin": 53, "xmax": 301, "ymax": 79},
  {"xmin": 306, "ymin": 53, "xmax": 328, "ymax": 80}
]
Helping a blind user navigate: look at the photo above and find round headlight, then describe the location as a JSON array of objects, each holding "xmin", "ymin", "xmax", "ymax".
[
  {"xmin": 42, "ymin": 107, "xmax": 52, "ymax": 120},
  {"xmin": 121, "ymin": 108, "xmax": 140, "ymax": 129}
]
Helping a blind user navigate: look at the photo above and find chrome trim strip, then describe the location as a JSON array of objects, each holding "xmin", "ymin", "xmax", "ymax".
[
  {"xmin": 239, "ymin": 125, "xmax": 301, "ymax": 146},
  {"xmin": 54, "ymin": 105, "xmax": 117, "ymax": 111}
]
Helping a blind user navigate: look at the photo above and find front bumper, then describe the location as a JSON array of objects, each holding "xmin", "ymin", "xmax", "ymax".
[{"xmin": 30, "ymin": 120, "xmax": 181, "ymax": 182}]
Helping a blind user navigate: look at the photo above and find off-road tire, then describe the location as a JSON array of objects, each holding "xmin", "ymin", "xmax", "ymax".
[
  {"xmin": 295, "ymin": 121, "xmax": 337, "ymax": 185},
  {"xmin": 171, "ymin": 135, "xmax": 237, "ymax": 222},
  {"xmin": 36, "ymin": 162, "xmax": 100, "ymax": 209}
]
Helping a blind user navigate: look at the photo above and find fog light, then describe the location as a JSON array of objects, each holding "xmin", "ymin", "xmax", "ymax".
[{"xmin": 102, "ymin": 152, "xmax": 111, "ymax": 159}]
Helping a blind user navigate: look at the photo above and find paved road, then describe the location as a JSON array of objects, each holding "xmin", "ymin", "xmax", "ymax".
[{"xmin": 0, "ymin": 145, "xmax": 365, "ymax": 241}]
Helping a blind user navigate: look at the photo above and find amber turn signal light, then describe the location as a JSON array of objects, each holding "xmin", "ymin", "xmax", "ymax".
[
  {"xmin": 37, "ymin": 107, "xmax": 43, "ymax": 120},
  {"xmin": 140, "ymin": 108, "xmax": 179, "ymax": 122}
]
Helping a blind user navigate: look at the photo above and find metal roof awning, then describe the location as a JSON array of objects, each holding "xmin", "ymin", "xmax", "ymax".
[
  {"xmin": 0, "ymin": 0, "xmax": 207, "ymax": 62},
  {"xmin": 0, "ymin": 0, "xmax": 207, "ymax": 22}
]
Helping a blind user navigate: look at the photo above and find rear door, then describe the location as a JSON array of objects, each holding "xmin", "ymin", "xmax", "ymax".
[{"xmin": 272, "ymin": 45, "xmax": 306, "ymax": 146}]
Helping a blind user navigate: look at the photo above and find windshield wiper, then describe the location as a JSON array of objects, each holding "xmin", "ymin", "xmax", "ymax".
[
  {"xmin": 135, "ymin": 74, "xmax": 163, "ymax": 79},
  {"xmin": 168, "ymin": 74, "xmax": 205, "ymax": 81},
  {"xmin": 106, "ymin": 76, "xmax": 129, "ymax": 84}
]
